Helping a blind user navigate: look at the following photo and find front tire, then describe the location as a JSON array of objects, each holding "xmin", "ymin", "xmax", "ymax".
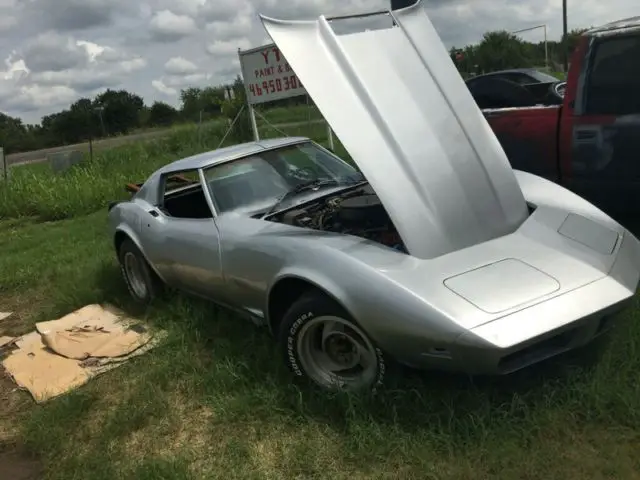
[
  {"xmin": 117, "ymin": 238, "xmax": 162, "ymax": 304},
  {"xmin": 278, "ymin": 292, "xmax": 386, "ymax": 392}
]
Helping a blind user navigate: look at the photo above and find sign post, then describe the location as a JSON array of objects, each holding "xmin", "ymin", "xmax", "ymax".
[
  {"xmin": 248, "ymin": 104, "xmax": 259, "ymax": 141},
  {"xmin": 0, "ymin": 147, "xmax": 7, "ymax": 181},
  {"xmin": 238, "ymin": 43, "xmax": 308, "ymax": 141},
  {"xmin": 327, "ymin": 125, "xmax": 335, "ymax": 151}
]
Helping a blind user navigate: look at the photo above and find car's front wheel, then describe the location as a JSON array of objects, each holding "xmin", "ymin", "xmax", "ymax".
[
  {"xmin": 278, "ymin": 292, "xmax": 386, "ymax": 392},
  {"xmin": 117, "ymin": 238, "xmax": 162, "ymax": 304}
]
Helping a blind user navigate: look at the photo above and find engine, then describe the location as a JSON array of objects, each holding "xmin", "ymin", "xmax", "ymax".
[{"xmin": 274, "ymin": 187, "xmax": 407, "ymax": 253}]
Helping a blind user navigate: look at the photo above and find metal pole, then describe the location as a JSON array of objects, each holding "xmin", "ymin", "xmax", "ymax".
[
  {"xmin": 248, "ymin": 103, "xmax": 259, "ymax": 141},
  {"xmin": 0, "ymin": 147, "xmax": 6, "ymax": 181},
  {"xmin": 544, "ymin": 25, "xmax": 548, "ymax": 70},
  {"xmin": 511, "ymin": 25, "xmax": 549, "ymax": 71},
  {"xmin": 326, "ymin": 122, "xmax": 335, "ymax": 151},
  {"xmin": 562, "ymin": 0, "xmax": 569, "ymax": 73},
  {"xmin": 87, "ymin": 109, "xmax": 94, "ymax": 162}
]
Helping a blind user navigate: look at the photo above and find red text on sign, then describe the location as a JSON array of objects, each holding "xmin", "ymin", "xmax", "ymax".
[
  {"xmin": 254, "ymin": 62, "xmax": 291, "ymax": 79},
  {"xmin": 261, "ymin": 47, "xmax": 282, "ymax": 65},
  {"xmin": 248, "ymin": 75, "xmax": 303, "ymax": 97}
]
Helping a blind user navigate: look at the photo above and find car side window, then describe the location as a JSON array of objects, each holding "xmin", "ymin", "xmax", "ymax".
[
  {"xmin": 160, "ymin": 170, "xmax": 213, "ymax": 219},
  {"xmin": 584, "ymin": 35, "xmax": 640, "ymax": 115},
  {"xmin": 503, "ymin": 73, "xmax": 535, "ymax": 85}
]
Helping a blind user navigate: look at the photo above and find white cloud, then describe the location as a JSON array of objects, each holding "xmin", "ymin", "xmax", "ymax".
[
  {"xmin": 0, "ymin": 0, "xmax": 637, "ymax": 123},
  {"xmin": 0, "ymin": 15, "xmax": 16, "ymax": 32},
  {"xmin": 20, "ymin": 0, "xmax": 135, "ymax": 32},
  {"xmin": 153, "ymin": 56, "xmax": 213, "ymax": 98},
  {"xmin": 199, "ymin": 0, "xmax": 243, "ymax": 22},
  {"xmin": 205, "ymin": 39, "xmax": 252, "ymax": 57},
  {"xmin": 164, "ymin": 56, "xmax": 199, "ymax": 75},
  {"xmin": 20, "ymin": 32, "xmax": 88, "ymax": 73},
  {"xmin": 2, "ymin": 32, "xmax": 146, "ymax": 114},
  {"xmin": 149, "ymin": 10, "xmax": 198, "ymax": 42},
  {"xmin": 152, "ymin": 79, "xmax": 177, "ymax": 96}
]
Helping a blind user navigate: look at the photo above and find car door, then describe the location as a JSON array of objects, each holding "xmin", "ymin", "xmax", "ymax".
[
  {"xmin": 160, "ymin": 215, "xmax": 225, "ymax": 299},
  {"xmin": 484, "ymin": 106, "xmax": 562, "ymax": 181},
  {"xmin": 148, "ymin": 171, "xmax": 225, "ymax": 300},
  {"xmin": 563, "ymin": 33, "xmax": 640, "ymax": 215}
]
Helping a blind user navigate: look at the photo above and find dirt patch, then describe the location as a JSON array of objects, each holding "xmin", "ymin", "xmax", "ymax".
[
  {"xmin": 0, "ymin": 375, "xmax": 40, "ymax": 480},
  {"xmin": 0, "ymin": 290, "xmax": 49, "ymax": 337},
  {"xmin": 0, "ymin": 373, "xmax": 30, "ymax": 443},
  {"xmin": 0, "ymin": 451, "xmax": 41, "ymax": 480}
]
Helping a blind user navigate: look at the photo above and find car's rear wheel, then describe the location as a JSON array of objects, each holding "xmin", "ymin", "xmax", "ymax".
[
  {"xmin": 278, "ymin": 292, "xmax": 386, "ymax": 392},
  {"xmin": 118, "ymin": 238, "xmax": 162, "ymax": 304}
]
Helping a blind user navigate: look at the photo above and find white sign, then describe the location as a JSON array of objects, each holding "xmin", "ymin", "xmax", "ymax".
[{"xmin": 239, "ymin": 43, "xmax": 307, "ymax": 105}]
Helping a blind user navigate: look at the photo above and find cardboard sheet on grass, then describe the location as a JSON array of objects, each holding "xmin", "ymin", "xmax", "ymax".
[{"xmin": 1, "ymin": 304, "xmax": 163, "ymax": 403}]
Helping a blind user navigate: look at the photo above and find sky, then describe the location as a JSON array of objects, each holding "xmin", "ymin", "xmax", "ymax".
[{"xmin": 0, "ymin": 0, "xmax": 636, "ymax": 124}]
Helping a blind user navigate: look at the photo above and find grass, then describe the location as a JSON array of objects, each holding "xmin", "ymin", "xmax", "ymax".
[
  {"xmin": 1, "ymin": 120, "xmax": 640, "ymax": 479},
  {"xmin": 0, "ymin": 116, "xmax": 339, "ymax": 222},
  {"xmin": 255, "ymin": 102, "xmax": 323, "ymax": 126}
]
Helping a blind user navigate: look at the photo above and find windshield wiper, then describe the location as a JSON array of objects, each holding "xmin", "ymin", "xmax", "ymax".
[{"xmin": 263, "ymin": 177, "xmax": 360, "ymax": 218}]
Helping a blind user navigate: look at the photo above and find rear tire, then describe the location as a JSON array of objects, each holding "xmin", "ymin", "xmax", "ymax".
[
  {"xmin": 117, "ymin": 238, "xmax": 163, "ymax": 304},
  {"xmin": 277, "ymin": 292, "xmax": 387, "ymax": 392}
]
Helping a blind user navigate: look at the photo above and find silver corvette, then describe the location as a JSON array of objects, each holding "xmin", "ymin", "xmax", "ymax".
[{"xmin": 108, "ymin": 2, "xmax": 640, "ymax": 391}]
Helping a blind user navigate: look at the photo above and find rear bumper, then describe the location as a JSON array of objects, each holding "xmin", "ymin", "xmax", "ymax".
[{"xmin": 409, "ymin": 231, "xmax": 640, "ymax": 375}]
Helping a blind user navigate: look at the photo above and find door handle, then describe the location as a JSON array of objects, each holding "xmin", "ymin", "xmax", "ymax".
[{"xmin": 147, "ymin": 209, "xmax": 159, "ymax": 217}]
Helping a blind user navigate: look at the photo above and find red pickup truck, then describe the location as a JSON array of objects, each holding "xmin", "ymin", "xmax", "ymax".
[{"xmin": 471, "ymin": 17, "xmax": 640, "ymax": 218}]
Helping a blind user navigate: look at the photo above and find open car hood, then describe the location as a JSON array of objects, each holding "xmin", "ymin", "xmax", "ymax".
[{"xmin": 259, "ymin": 1, "xmax": 528, "ymax": 259}]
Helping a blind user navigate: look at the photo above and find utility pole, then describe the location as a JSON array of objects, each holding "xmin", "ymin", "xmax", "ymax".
[
  {"xmin": 95, "ymin": 106, "xmax": 106, "ymax": 137},
  {"xmin": 562, "ymin": 0, "xmax": 569, "ymax": 73}
]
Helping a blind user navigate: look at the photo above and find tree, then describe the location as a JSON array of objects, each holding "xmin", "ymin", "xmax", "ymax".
[
  {"xmin": 566, "ymin": 28, "xmax": 589, "ymax": 58},
  {"xmin": 179, "ymin": 86, "xmax": 227, "ymax": 121},
  {"xmin": 94, "ymin": 89, "xmax": 144, "ymax": 135},
  {"xmin": 0, "ymin": 113, "xmax": 32, "ymax": 154},
  {"xmin": 179, "ymin": 87, "xmax": 203, "ymax": 121},
  {"xmin": 148, "ymin": 101, "xmax": 179, "ymax": 126},
  {"xmin": 475, "ymin": 31, "xmax": 531, "ymax": 72}
]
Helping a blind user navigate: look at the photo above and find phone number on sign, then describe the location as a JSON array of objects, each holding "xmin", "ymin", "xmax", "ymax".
[{"xmin": 249, "ymin": 75, "xmax": 304, "ymax": 97}]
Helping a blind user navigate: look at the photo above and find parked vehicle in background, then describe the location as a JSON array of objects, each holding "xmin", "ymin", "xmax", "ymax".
[
  {"xmin": 467, "ymin": 69, "xmax": 566, "ymax": 110},
  {"xmin": 476, "ymin": 18, "xmax": 640, "ymax": 219},
  {"xmin": 467, "ymin": 68, "xmax": 562, "ymax": 86}
]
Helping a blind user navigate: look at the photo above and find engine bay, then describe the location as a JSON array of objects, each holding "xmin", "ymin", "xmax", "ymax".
[{"xmin": 268, "ymin": 185, "xmax": 408, "ymax": 253}]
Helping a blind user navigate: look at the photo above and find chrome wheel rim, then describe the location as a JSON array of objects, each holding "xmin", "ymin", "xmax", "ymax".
[
  {"xmin": 296, "ymin": 315, "xmax": 378, "ymax": 390},
  {"xmin": 123, "ymin": 252, "xmax": 147, "ymax": 299}
]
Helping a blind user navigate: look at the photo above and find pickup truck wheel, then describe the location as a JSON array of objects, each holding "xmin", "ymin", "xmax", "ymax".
[
  {"xmin": 278, "ymin": 292, "xmax": 386, "ymax": 393},
  {"xmin": 118, "ymin": 238, "xmax": 162, "ymax": 304}
]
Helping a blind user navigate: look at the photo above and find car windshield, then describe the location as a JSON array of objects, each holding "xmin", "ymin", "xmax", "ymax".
[{"xmin": 202, "ymin": 142, "xmax": 364, "ymax": 214}]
